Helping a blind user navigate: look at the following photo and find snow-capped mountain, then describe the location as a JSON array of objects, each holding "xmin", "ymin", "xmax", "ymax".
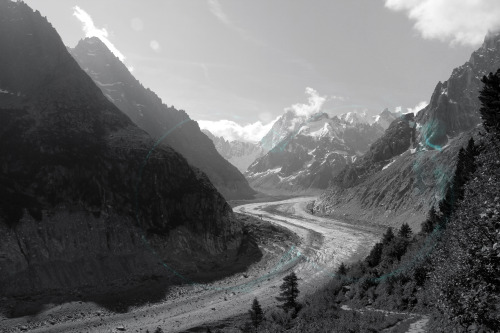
[
  {"xmin": 202, "ymin": 130, "xmax": 266, "ymax": 172},
  {"xmin": 338, "ymin": 110, "xmax": 371, "ymax": 125},
  {"xmin": 245, "ymin": 111, "xmax": 387, "ymax": 194},
  {"xmin": 259, "ymin": 110, "xmax": 307, "ymax": 151},
  {"xmin": 372, "ymin": 108, "xmax": 398, "ymax": 130}
]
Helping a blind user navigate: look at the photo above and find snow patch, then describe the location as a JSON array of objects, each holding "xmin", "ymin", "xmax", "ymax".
[
  {"xmin": 95, "ymin": 80, "xmax": 123, "ymax": 87},
  {"xmin": 382, "ymin": 159, "xmax": 396, "ymax": 171}
]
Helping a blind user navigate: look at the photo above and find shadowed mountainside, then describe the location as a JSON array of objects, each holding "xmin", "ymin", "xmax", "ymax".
[
  {"xmin": 70, "ymin": 37, "xmax": 256, "ymax": 200},
  {"xmin": 0, "ymin": 0, "xmax": 255, "ymax": 304}
]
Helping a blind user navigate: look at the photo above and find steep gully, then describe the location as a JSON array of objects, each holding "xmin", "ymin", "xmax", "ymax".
[{"xmin": 2, "ymin": 197, "xmax": 384, "ymax": 332}]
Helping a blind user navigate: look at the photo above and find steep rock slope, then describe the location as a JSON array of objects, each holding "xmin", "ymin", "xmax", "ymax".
[
  {"xmin": 70, "ymin": 37, "xmax": 255, "ymax": 200},
  {"xmin": 416, "ymin": 31, "xmax": 500, "ymax": 146},
  {"xmin": 246, "ymin": 112, "xmax": 386, "ymax": 194},
  {"xmin": 314, "ymin": 33, "xmax": 500, "ymax": 229},
  {"xmin": 0, "ymin": 1, "xmax": 245, "ymax": 297},
  {"xmin": 202, "ymin": 129, "xmax": 266, "ymax": 172}
]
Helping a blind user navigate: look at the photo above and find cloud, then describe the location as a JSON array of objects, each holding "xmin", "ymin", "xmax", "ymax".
[
  {"xmin": 406, "ymin": 101, "xmax": 428, "ymax": 115},
  {"xmin": 207, "ymin": 0, "xmax": 231, "ymax": 26},
  {"xmin": 73, "ymin": 6, "xmax": 126, "ymax": 61},
  {"xmin": 385, "ymin": 0, "xmax": 500, "ymax": 46},
  {"xmin": 207, "ymin": 0, "xmax": 265, "ymax": 46},
  {"xmin": 198, "ymin": 118, "xmax": 278, "ymax": 142},
  {"xmin": 150, "ymin": 40, "xmax": 161, "ymax": 52},
  {"xmin": 286, "ymin": 87, "xmax": 327, "ymax": 117}
]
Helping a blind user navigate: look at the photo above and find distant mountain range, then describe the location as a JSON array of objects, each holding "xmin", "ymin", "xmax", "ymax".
[
  {"xmin": 313, "ymin": 32, "xmax": 500, "ymax": 230},
  {"xmin": 0, "ymin": 1, "xmax": 251, "ymax": 297},
  {"xmin": 243, "ymin": 109, "xmax": 397, "ymax": 194},
  {"xmin": 70, "ymin": 37, "xmax": 255, "ymax": 200},
  {"xmin": 202, "ymin": 129, "xmax": 266, "ymax": 173}
]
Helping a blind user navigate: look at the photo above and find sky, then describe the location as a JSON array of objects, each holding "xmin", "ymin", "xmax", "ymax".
[{"xmin": 23, "ymin": 0, "xmax": 500, "ymax": 142}]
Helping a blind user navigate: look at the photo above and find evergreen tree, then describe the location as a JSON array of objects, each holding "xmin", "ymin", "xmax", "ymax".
[
  {"xmin": 366, "ymin": 242, "xmax": 383, "ymax": 267},
  {"xmin": 276, "ymin": 272, "xmax": 300, "ymax": 315},
  {"xmin": 421, "ymin": 206, "xmax": 439, "ymax": 234},
  {"xmin": 438, "ymin": 184, "xmax": 454, "ymax": 227},
  {"xmin": 336, "ymin": 262, "xmax": 347, "ymax": 277},
  {"xmin": 398, "ymin": 223, "xmax": 412, "ymax": 238},
  {"xmin": 249, "ymin": 298, "xmax": 264, "ymax": 328},
  {"xmin": 479, "ymin": 68, "xmax": 500, "ymax": 136},
  {"xmin": 382, "ymin": 227, "xmax": 395, "ymax": 245}
]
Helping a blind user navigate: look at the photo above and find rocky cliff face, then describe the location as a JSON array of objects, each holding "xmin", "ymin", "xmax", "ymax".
[
  {"xmin": 202, "ymin": 130, "xmax": 266, "ymax": 173},
  {"xmin": 314, "ymin": 33, "xmax": 500, "ymax": 230},
  {"xmin": 0, "ymin": 1, "xmax": 245, "ymax": 297},
  {"xmin": 70, "ymin": 37, "xmax": 255, "ymax": 200},
  {"xmin": 416, "ymin": 32, "xmax": 500, "ymax": 146},
  {"xmin": 246, "ymin": 112, "xmax": 386, "ymax": 194}
]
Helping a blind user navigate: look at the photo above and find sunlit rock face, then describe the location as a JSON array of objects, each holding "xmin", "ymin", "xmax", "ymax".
[{"xmin": 416, "ymin": 32, "xmax": 500, "ymax": 146}]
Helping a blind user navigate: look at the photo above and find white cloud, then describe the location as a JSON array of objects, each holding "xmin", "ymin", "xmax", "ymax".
[
  {"xmin": 150, "ymin": 40, "xmax": 161, "ymax": 52},
  {"xmin": 207, "ymin": 0, "xmax": 231, "ymax": 26},
  {"xmin": 330, "ymin": 95, "xmax": 346, "ymax": 102},
  {"xmin": 73, "ymin": 6, "xmax": 126, "ymax": 61},
  {"xmin": 198, "ymin": 118, "xmax": 278, "ymax": 142},
  {"xmin": 286, "ymin": 87, "xmax": 326, "ymax": 117},
  {"xmin": 395, "ymin": 106, "xmax": 402, "ymax": 113},
  {"xmin": 385, "ymin": 0, "xmax": 500, "ymax": 46},
  {"xmin": 207, "ymin": 0, "xmax": 264, "ymax": 46},
  {"xmin": 406, "ymin": 101, "xmax": 428, "ymax": 115}
]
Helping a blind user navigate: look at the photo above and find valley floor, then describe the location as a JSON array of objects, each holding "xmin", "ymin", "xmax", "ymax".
[{"xmin": 1, "ymin": 197, "xmax": 383, "ymax": 333}]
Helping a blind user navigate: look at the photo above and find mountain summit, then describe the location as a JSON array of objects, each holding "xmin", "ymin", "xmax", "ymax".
[
  {"xmin": 70, "ymin": 37, "xmax": 255, "ymax": 200},
  {"xmin": 245, "ymin": 111, "xmax": 387, "ymax": 193}
]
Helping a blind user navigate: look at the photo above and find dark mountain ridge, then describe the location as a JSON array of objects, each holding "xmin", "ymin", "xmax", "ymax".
[
  {"xmin": 70, "ymin": 37, "xmax": 255, "ymax": 200},
  {"xmin": 0, "ymin": 0, "xmax": 252, "ymax": 299}
]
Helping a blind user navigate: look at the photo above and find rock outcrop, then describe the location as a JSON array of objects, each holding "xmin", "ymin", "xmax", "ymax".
[{"xmin": 416, "ymin": 32, "xmax": 500, "ymax": 146}]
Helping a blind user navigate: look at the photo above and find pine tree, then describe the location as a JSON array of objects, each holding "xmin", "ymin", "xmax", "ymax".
[
  {"xmin": 366, "ymin": 242, "xmax": 383, "ymax": 267},
  {"xmin": 249, "ymin": 298, "xmax": 264, "ymax": 328},
  {"xmin": 276, "ymin": 271, "xmax": 300, "ymax": 315},
  {"xmin": 421, "ymin": 206, "xmax": 439, "ymax": 234},
  {"xmin": 336, "ymin": 262, "xmax": 347, "ymax": 277},
  {"xmin": 382, "ymin": 227, "xmax": 395, "ymax": 244},
  {"xmin": 398, "ymin": 223, "xmax": 412, "ymax": 238},
  {"xmin": 479, "ymin": 68, "xmax": 500, "ymax": 136}
]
